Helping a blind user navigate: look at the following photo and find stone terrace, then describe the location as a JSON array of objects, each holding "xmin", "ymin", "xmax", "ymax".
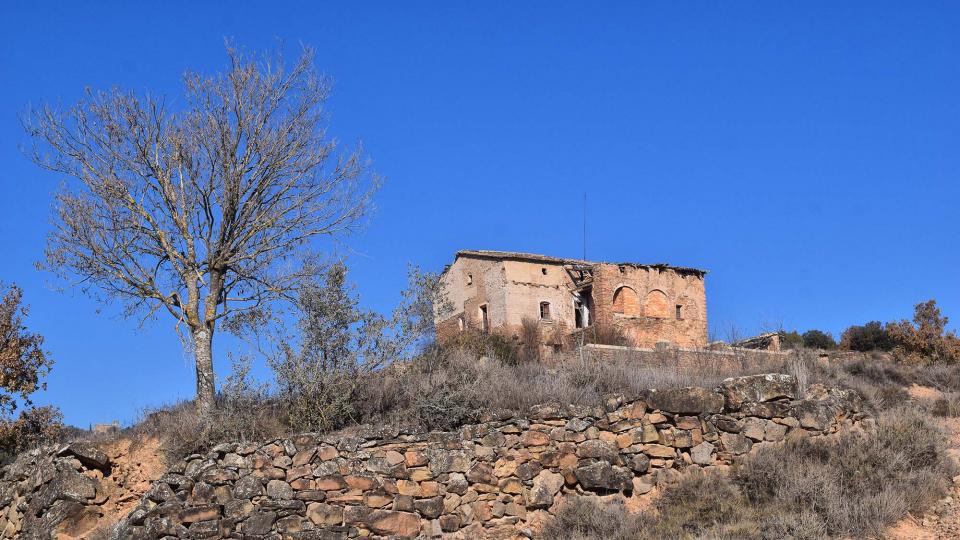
[{"xmin": 1, "ymin": 374, "xmax": 865, "ymax": 539}]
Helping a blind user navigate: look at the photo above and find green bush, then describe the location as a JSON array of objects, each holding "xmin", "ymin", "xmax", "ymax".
[
  {"xmin": 840, "ymin": 321, "xmax": 893, "ymax": 352},
  {"xmin": 802, "ymin": 330, "xmax": 836, "ymax": 350},
  {"xmin": 780, "ymin": 330, "xmax": 804, "ymax": 350}
]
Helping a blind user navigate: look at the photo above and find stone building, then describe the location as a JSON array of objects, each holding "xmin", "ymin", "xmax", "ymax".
[{"xmin": 435, "ymin": 250, "xmax": 708, "ymax": 349}]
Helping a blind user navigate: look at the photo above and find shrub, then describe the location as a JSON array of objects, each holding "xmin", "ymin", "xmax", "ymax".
[
  {"xmin": 132, "ymin": 355, "xmax": 286, "ymax": 460},
  {"xmin": 544, "ymin": 407, "xmax": 953, "ymax": 540},
  {"xmin": 0, "ymin": 284, "xmax": 61, "ymax": 459},
  {"xmin": 887, "ymin": 300, "xmax": 960, "ymax": 364},
  {"xmin": 802, "ymin": 329, "xmax": 836, "ymax": 350},
  {"xmin": 540, "ymin": 497, "xmax": 646, "ymax": 540},
  {"xmin": 840, "ymin": 321, "xmax": 893, "ymax": 352},
  {"xmin": 779, "ymin": 330, "xmax": 804, "ymax": 350},
  {"xmin": 736, "ymin": 406, "xmax": 952, "ymax": 538},
  {"xmin": 931, "ymin": 393, "xmax": 960, "ymax": 417},
  {"xmin": 445, "ymin": 329, "xmax": 521, "ymax": 365},
  {"xmin": 544, "ymin": 472, "xmax": 760, "ymax": 539},
  {"xmin": 517, "ymin": 317, "xmax": 544, "ymax": 363},
  {"xmin": 580, "ymin": 324, "xmax": 630, "ymax": 347},
  {"xmin": 0, "ymin": 406, "xmax": 64, "ymax": 462}
]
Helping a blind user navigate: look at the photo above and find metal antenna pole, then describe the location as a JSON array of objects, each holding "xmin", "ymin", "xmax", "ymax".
[{"xmin": 582, "ymin": 193, "xmax": 587, "ymax": 260}]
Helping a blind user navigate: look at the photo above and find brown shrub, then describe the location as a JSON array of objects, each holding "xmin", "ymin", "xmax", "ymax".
[
  {"xmin": 540, "ymin": 496, "xmax": 646, "ymax": 540},
  {"xmin": 736, "ymin": 406, "xmax": 952, "ymax": 538},
  {"xmin": 931, "ymin": 393, "xmax": 960, "ymax": 417},
  {"xmin": 887, "ymin": 299, "xmax": 960, "ymax": 364},
  {"xmin": 0, "ymin": 284, "xmax": 61, "ymax": 461},
  {"xmin": 443, "ymin": 328, "xmax": 521, "ymax": 365},
  {"xmin": 131, "ymin": 356, "xmax": 286, "ymax": 460},
  {"xmin": 518, "ymin": 317, "xmax": 544, "ymax": 363},
  {"xmin": 0, "ymin": 406, "xmax": 63, "ymax": 462},
  {"xmin": 579, "ymin": 324, "xmax": 631, "ymax": 347}
]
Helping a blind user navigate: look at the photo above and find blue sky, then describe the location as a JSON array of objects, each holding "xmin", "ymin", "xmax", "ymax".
[{"xmin": 1, "ymin": 2, "xmax": 958, "ymax": 428}]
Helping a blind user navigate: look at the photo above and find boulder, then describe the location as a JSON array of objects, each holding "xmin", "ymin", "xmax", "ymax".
[
  {"xmin": 690, "ymin": 441, "xmax": 715, "ymax": 465},
  {"xmin": 645, "ymin": 387, "xmax": 724, "ymax": 414},
  {"xmin": 466, "ymin": 462, "xmax": 495, "ymax": 485},
  {"xmin": 576, "ymin": 439, "xmax": 617, "ymax": 462},
  {"xmin": 741, "ymin": 418, "xmax": 767, "ymax": 441},
  {"xmin": 178, "ymin": 504, "xmax": 220, "ymax": 524},
  {"xmin": 266, "ymin": 479, "xmax": 293, "ymax": 500},
  {"xmin": 233, "ymin": 476, "xmax": 264, "ymax": 499},
  {"xmin": 366, "ymin": 510, "xmax": 421, "ymax": 538},
  {"xmin": 242, "ymin": 510, "xmax": 277, "ymax": 535},
  {"xmin": 627, "ymin": 454, "xmax": 650, "ymax": 473},
  {"xmin": 574, "ymin": 462, "xmax": 632, "ymax": 492},
  {"xmin": 525, "ymin": 471, "xmax": 564, "ymax": 508},
  {"xmin": 56, "ymin": 443, "xmax": 111, "ymax": 474},
  {"xmin": 718, "ymin": 374, "xmax": 796, "ymax": 411},
  {"xmin": 719, "ymin": 433, "xmax": 753, "ymax": 455},
  {"xmin": 447, "ymin": 473, "xmax": 468, "ymax": 495},
  {"xmin": 414, "ymin": 496, "xmax": 445, "ymax": 519}
]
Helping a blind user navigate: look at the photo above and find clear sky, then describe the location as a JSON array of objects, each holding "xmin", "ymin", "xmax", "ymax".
[{"xmin": 1, "ymin": 2, "xmax": 958, "ymax": 428}]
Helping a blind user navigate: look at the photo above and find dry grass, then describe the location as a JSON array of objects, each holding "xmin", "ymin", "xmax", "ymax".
[{"xmin": 127, "ymin": 342, "xmax": 803, "ymax": 459}]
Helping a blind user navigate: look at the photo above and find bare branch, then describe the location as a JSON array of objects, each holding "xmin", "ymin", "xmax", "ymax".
[{"xmin": 24, "ymin": 44, "xmax": 379, "ymax": 411}]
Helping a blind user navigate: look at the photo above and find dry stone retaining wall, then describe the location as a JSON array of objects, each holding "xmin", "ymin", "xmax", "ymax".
[
  {"xmin": 1, "ymin": 374, "xmax": 865, "ymax": 539},
  {"xmin": 0, "ymin": 442, "xmax": 114, "ymax": 539}
]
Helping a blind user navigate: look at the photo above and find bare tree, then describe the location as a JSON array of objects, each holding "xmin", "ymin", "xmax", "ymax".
[{"xmin": 23, "ymin": 45, "xmax": 379, "ymax": 414}]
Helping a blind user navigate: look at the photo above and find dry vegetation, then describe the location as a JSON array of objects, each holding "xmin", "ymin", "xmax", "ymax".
[
  {"xmin": 131, "ymin": 338, "xmax": 807, "ymax": 460},
  {"xmin": 539, "ymin": 353, "xmax": 960, "ymax": 540},
  {"xmin": 544, "ymin": 405, "xmax": 952, "ymax": 540}
]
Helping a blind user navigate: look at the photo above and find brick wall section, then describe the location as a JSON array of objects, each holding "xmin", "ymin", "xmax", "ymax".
[
  {"xmin": 591, "ymin": 264, "xmax": 708, "ymax": 348},
  {"xmin": 84, "ymin": 375, "xmax": 864, "ymax": 540}
]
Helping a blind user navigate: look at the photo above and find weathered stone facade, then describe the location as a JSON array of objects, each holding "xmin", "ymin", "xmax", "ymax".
[
  {"xmin": 0, "ymin": 375, "xmax": 866, "ymax": 539},
  {"xmin": 436, "ymin": 250, "xmax": 708, "ymax": 349}
]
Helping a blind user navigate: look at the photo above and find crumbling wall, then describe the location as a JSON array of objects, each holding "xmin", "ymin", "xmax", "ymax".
[
  {"xmin": 435, "ymin": 257, "xmax": 510, "ymax": 341},
  {"xmin": 591, "ymin": 264, "xmax": 708, "ymax": 349},
  {"xmin": 97, "ymin": 374, "xmax": 863, "ymax": 539},
  {"xmin": 581, "ymin": 343, "xmax": 792, "ymax": 371}
]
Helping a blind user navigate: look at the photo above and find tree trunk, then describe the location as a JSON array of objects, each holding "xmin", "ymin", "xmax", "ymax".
[{"xmin": 192, "ymin": 326, "xmax": 216, "ymax": 415}]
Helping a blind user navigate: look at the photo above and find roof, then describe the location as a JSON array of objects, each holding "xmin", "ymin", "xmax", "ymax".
[{"xmin": 450, "ymin": 250, "xmax": 708, "ymax": 275}]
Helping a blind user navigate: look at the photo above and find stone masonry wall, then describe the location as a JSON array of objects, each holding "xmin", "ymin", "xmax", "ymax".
[
  {"xmin": 2, "ymin": 375, "xmax": 865, "ymax": 539},
  {"xmin": 0, "ymin": 442, "xmax": 114, "ymax": 539},
  {"xmin": 591, "ymin": 264, "xmax": 707, "ymax": 349}
]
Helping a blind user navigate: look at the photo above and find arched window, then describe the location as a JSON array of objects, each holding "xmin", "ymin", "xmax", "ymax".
[
  {"xmin": 643, "ymin": 290, "xmax": 669, "ymax": 318},
  {"xmin": 540, "ymin": 301, "xmax": 551, "ymax": 320},
  {"xmin": 612, "ymin": 286, "xmax": 640, "ymax": 316},
  {"xmin": 458, "ymin": 316, "xmax": 465, "ymax": 332}
]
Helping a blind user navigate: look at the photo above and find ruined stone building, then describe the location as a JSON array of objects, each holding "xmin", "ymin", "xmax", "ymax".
[{"xmin": 435, "ymin": 250, "xmax": 708, "ymax": 349}]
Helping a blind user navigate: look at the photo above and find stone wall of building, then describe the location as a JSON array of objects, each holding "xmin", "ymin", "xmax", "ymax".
[
  {"xmin": 436, "ymin": 257, "xmax": 576, "ymax": 343},
  {"xmin": 80, "ymin": 374, "xmax": 863, "ymax": 539},
  {"xmin": 436, "ymin": 256, "xmax": 511, "ymax": 341},
  {"xmin": 580, "ymin": 343, "xmax": 792, "ymax": 372},
  {"xmin": 590, "ymin": 264, "xmax": 707, "ymax": 348},
  {"xmin": 436, "ymin": 253, "xmax": 709, "ymax": 350}
]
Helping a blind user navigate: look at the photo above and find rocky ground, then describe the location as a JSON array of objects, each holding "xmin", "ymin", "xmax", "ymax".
[{"xmin": 888, "ymin": 387, "xmax": 960, "ymax": 540}]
